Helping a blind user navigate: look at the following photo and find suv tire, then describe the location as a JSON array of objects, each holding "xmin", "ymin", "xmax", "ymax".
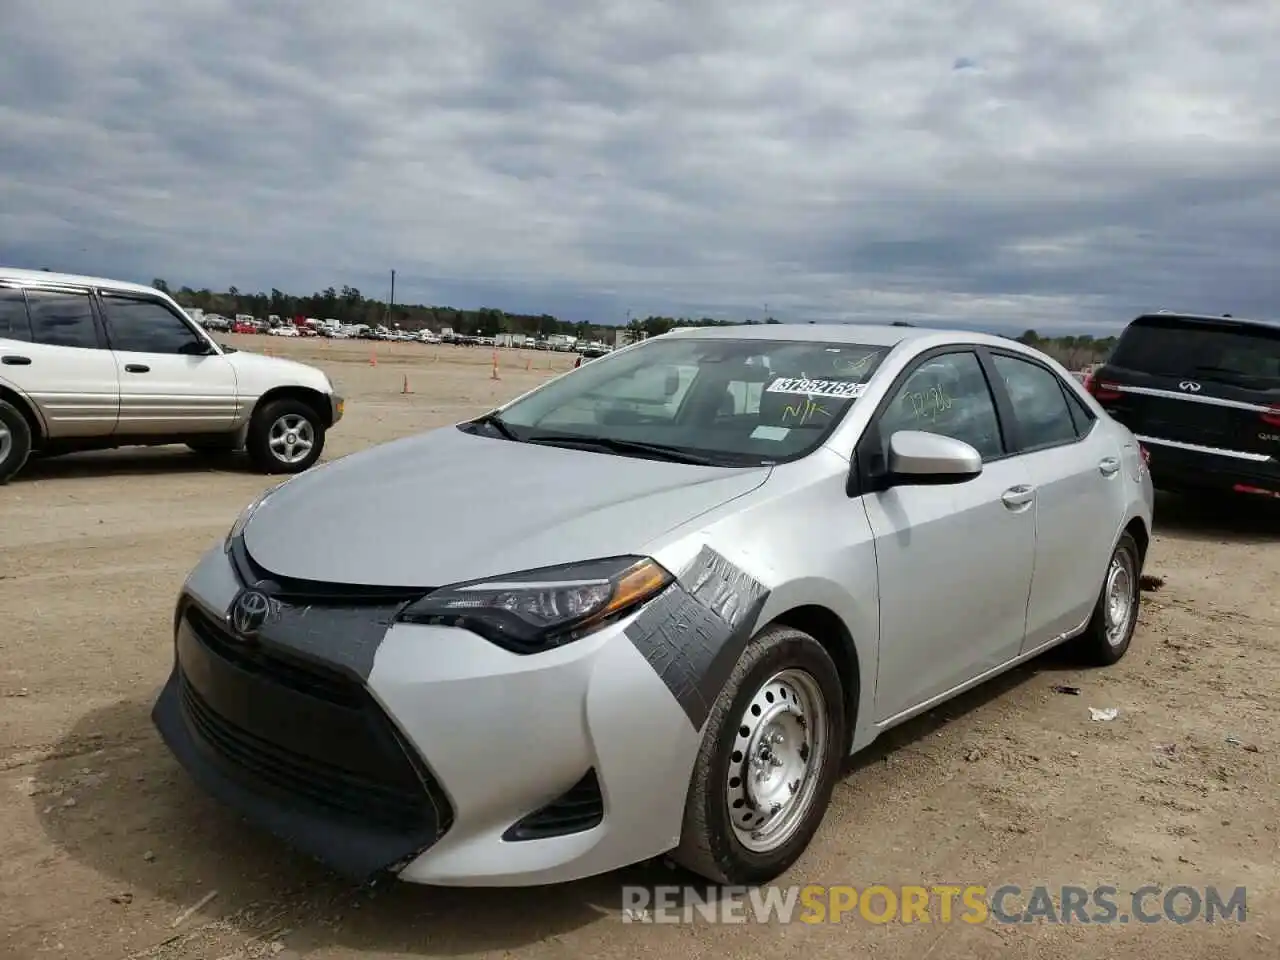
[
  {"xmin": 246, "ymin": 398, "xmax": 326, "ymax": 474},
  {"xmin": 0, "ymin": 399, "xmax": 33, "ymax": 485}
]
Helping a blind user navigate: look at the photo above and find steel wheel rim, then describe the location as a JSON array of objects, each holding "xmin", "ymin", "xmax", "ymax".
[
  {"xmin": 1104, "ymin": 549, "xmax": 1135, "ymax": 646},
  {"xmin": 727, "ymin": 667, "xmax": 829, "ymax": 853},
  {"xmin": 268, "ymin": 414, "xmax": 315, "ymax": 464},
  {"xmin": 0, "ymin": 422, "xmax": 10, "ymax": 464}
]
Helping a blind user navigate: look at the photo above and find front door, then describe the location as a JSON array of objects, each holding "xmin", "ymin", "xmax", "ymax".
[
  {"xmin": 860, "ymin": 349, "xmax": 1037, "ymax": 723},
  {"xmin": 1, "ymin": 285, "xmax": 120, "ymax": 439},
  {"xmin": 98, "ymin": 292, "xmax": 238, "ymax": 436}
]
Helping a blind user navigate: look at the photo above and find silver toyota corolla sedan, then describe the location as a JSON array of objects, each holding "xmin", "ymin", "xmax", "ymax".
[{"xmin": 153, "ymin": 323, "xmax": 1153, "ymax": 888}]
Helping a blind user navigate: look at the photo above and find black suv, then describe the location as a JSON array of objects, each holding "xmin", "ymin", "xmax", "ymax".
[{"xmin": 1085, "ymin": 312, "xmax": 1280, "ymax": 499}]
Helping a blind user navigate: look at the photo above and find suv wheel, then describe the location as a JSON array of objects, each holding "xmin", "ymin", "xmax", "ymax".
[
  {"xmin": 673, "ymin": 624, "xmax": 846, "ymax": 885},
  {"xmin": 246, "ymin": 399, "xmax": 325, "ymax": 474},
  {"xmin": 0, "ymin": 399, "xmax": 33, "ymax": 484}
]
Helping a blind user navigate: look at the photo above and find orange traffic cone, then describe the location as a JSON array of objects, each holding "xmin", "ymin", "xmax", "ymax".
[
  {"xmin": 490, "ymin": 351, "xmax": 500, "ymax": 381},
  {"xmin": 402, "ymin": 374, "xmax": 412, "ymax": 394},
  {"xmin": 369, "ymin": 350, "xmax": 377, "ymax": 366}
]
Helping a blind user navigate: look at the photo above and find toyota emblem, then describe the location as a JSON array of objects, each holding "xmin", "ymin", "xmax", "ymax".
[
  {"xmin": 1178, "ymin": 381, "xmax": 1202, "ymax": 392},
  {"xmin": 229, "ymin": 588, "xmax": 273, "ymax": 637}
]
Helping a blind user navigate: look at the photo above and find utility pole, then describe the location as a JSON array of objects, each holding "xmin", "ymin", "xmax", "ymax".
[{"xmin": 388, "ymin": 269, "xmax": 396, "ymax": 325}]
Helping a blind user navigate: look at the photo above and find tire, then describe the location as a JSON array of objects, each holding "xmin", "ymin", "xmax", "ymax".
[
  {"xmin": 0, "ymin": 399, "xmax": 34, "ymax": 484},
  {"xmin": 1072, "ymin": 531, "xmax": 1142, "ymax": 666},
  {"xmin": 673, "ymin": 624, "xmax": 846, "ymax": 885},
  {"xmin": 245, "ymin": 398, "xmax": 325, "ymax": 474}
]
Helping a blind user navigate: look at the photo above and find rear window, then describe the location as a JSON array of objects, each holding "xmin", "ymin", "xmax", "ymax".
[{"xmin": 1109, "ymin": 317, "xmax": 1280, "ymax": 384}]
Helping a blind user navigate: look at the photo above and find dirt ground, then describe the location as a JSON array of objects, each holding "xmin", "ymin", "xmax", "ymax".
[{"xmin": 2, "ymin": 335, "xmax": 1278, "ymax": 959}]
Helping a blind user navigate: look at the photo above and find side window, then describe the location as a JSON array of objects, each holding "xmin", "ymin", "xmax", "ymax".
[
  {"xmin": 0, "ymin": 288, "xmax": 32, "ymax": 342},
  {"xmin": 25, "ymin": 290, "xmax": 100, "ymax": 349},
  {"xmin": 1063, "ymin": 384, "xmax": 1096, "ymax": 436},
  {"xmin": 992, "ymin": 354, "xmax": 1079, "ymax": 449},
  {"xmin": 101, "ymin": 295, "xmax": 207, "ymax": 354},
  {"xmin": 878, "ymin": 351, "xmax": 1004, "ymax": 460}
]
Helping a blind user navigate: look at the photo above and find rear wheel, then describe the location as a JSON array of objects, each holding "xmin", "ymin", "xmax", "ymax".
[
  {"xmin": 1073, "ymin": 532, "xmax": 1142, "ymax": 665},
  {"xmin": 673, "ymin": 624, "xmax": 846, "ymax": 885},
  {"xmin": 0, "ymin": 399, "xmax": 33, "ymax": 484},
  {"xmin": 246, "ymin": 399, "xmax": 325, "ymax": 474}
]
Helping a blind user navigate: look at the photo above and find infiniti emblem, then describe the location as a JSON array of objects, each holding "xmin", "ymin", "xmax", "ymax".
[
  {"xmin": 1178, "ymin": 380, "xmax": 1202, "ymax": 392},
  {"xmin": 229, "ymin": 588, "xmax": 273, "ymax": 637}
]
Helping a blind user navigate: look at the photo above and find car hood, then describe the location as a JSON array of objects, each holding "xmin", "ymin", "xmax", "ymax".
[{"xmin": 242, "ymin": 426, "xmax": 771, "ymax": 587}]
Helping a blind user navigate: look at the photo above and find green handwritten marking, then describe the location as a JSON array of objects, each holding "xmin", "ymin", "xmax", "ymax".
[{"xmin": 780, "ymin": 396, "xmax": 831, "ymax": 425}]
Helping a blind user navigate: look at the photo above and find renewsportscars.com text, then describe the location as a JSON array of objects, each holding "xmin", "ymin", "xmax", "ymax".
[{"xmin": 621, "ymin": 884, "xmax": 1248, "ymax": 925}]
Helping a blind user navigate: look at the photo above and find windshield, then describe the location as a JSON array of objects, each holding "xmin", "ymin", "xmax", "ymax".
[
  {"xmin": 1110, "ymin": 317, "xmax": 1280, "ymax": 385},
  {"xmin": 478, "ymin": 336, "xmax": 891, "ymax": 465}
]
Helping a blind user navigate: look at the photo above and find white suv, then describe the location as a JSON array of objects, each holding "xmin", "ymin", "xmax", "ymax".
[{"xmin": 0, "ymin": 268, "xmax": 344, "ymax": 484}]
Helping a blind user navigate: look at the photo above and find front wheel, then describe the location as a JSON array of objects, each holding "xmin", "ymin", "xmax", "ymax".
[
  {"xmin": 246, "ymin": 399, "xmax": 326, "ymax": 474},
  {"xmin": 672, "ymin": 624, "xmax": 846, "ymax": 885},
  {"xmin": 1073, "ymin": 531, "xmax": 1142, "ymax": 665}
]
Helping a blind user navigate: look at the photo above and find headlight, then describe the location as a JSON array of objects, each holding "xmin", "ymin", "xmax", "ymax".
[
  {"xmin": 396, "ymin": 556, "xmax": 673, "ymax": 654},
  {"xmin": 224, "ymin": 481, "xmax": 288, "ymax": 552}
]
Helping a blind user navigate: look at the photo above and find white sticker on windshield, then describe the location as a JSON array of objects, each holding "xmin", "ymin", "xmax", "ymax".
[
  {"xmin": 750, "ymin": 425, "xmax": 790, "ymax": 441},
  {"xmin": 766, "ymin": 377, "xmax": 867, "ymax": 399}
]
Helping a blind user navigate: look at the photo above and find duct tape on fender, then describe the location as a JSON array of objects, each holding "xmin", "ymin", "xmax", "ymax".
[{"xmin": 624, "ymin": 546, "xmax": 770, "ymax": 730}]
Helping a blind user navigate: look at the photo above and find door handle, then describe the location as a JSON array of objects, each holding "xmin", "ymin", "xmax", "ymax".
[
  {"xmin": 1, "ymin": 355, "xmax": 31, "ymax": 365},
  {"xmin": 1001, "ymin": 484, "xmax": 1035, "ymax": 509},
  {"xmin": 1098, "ymin": 457, "xmax": 1120, "ymax": 477},
  {"xmin": 124, "ymin": 364, "xmax": 150, "ymax": 373}
]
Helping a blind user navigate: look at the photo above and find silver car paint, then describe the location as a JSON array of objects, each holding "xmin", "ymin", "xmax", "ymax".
[
  {"xmin": 182, "ymin": 324, "xmax": 1152, "ymax": 886},
  {"xmin": 243, "ymin": 425, "xmax": 772, "ymax": 587}
]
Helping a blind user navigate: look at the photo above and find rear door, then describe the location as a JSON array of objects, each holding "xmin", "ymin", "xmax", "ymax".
[
  {"xmin": 5, "ymin": 285, "xmax": 120, "ymax": 438},
  {"xmin": 1093, "ymin": 315, "xmax": 1280, "ymax": 460}
]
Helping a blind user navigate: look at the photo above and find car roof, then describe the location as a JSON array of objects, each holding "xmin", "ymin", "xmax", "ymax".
[
  {"xmin": 1132, "ymin": 311, "xmax": 1280, "ymax": 331},
  {"xmin": 0, "ymin": 266, "xmax": 161, "ymax": 298},
  {"xmin": 659, "ymin": 322, "xmax": 1033, "ymax": 352}
]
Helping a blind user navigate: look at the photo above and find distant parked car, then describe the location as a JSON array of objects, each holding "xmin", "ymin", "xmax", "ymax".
[
  {"xmin": 1085, "ymin": 311, "xmax": 1280, "ymax": 499},
  {"xmin": 0, "ymin": 268, "xmax": 344, "ymax": 483},
  {"xmin": 152, "ymin": 323, "xmax": 1152, "ymax": 889}
]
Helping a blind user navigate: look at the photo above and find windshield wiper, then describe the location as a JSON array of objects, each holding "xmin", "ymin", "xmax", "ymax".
[
  {"xmin": 469, "ymin": 411, "xmax": 521, "ymax": 441},
  {"xmin": 522, "ymin": 434, "xmax": 725, "ymax": 465}
]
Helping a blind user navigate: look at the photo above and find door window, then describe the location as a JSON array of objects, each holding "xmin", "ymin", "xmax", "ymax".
[
  {"xmin": 0, "ymin": 288, "xmax": 31, "ymax": 341},
  {"xmin": 25, "ymin": 290, "xmax": 100, "ymax": 349},
  {"xmin": 877, "ymin": 351, "xmax": 1004, "ymax": 460},
  {"xmin": 101, "ymin": 295, "xmax": 209, "ymax": 354},
  {"xmin": 991, "ymin": 354, "xmax": 1079, "ymax": 450}
]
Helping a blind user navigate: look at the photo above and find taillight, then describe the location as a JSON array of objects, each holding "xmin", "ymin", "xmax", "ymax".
[
  {"xmin": 1083, "ymin": 372, "xmax": 1122, "ymax": 402},
  {"xmin": 1262, "ymin": 404, "xmax": 1280, "ymax": 427},
  {"xmin": 1139, "ymin": 444, "xmax": 1150, "ymax": 466}
]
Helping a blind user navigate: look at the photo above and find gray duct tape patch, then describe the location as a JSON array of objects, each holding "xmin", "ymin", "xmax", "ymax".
[
  {"xmin": 221, "ymin": 590, "xmax": 398, "ymax": 681},
  {"xmin": 625, "ymin": 547, "xmax": 770, "ymax": 729}
]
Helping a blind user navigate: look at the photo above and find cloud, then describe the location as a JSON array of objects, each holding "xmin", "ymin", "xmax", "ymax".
[{"xmin": 1, "ymin": 0, "xmax": 1277, "ymax": 332}]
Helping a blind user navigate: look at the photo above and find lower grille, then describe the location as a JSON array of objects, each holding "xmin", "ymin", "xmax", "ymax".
[
  {"xmin": 503, "ymin": 769, "xmax": 605, "ymax": 841},
  {"xmin": 179, "ymin": 674, "xmax": 429, "ymax": 829},
  {"xmin": 175, "ymin": 605, "xmax": 452, "ymax": 837}
]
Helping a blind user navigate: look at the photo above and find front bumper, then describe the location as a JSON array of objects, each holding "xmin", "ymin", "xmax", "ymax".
[{"xmin": 152, "ymin": 545, "xmax": 702, "ymax": 886}]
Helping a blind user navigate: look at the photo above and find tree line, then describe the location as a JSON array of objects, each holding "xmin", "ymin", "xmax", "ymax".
[{"xmin": 154, "ymin": 280, "xmax": 1116, "ymax": 369}]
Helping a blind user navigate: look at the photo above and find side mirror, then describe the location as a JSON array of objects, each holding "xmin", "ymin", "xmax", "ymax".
[{"xmin": 887, "ymin": 430, "xmax": 982, "ymax": 485}]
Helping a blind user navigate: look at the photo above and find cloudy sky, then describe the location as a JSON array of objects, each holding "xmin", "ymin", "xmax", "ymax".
[{"xmin": 2, "ymin": 0, "xmax": 1277, "ymax": 333}]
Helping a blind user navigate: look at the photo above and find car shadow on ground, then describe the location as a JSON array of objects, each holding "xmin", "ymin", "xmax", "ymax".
[
  {"xmin": 16, "ymin": 448, "xmax": 254, "ymax": 481},
  {"xmin": 1152, "ymin": 490, "xmax": 1280, "ymax": 544},
  {"xmin": 35, "ymin": 640, "xmax": 1092, "ymax": 954},
  {"xmin": 32, "ymin": 699, "xmax": 670, "ymax": 955}
]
